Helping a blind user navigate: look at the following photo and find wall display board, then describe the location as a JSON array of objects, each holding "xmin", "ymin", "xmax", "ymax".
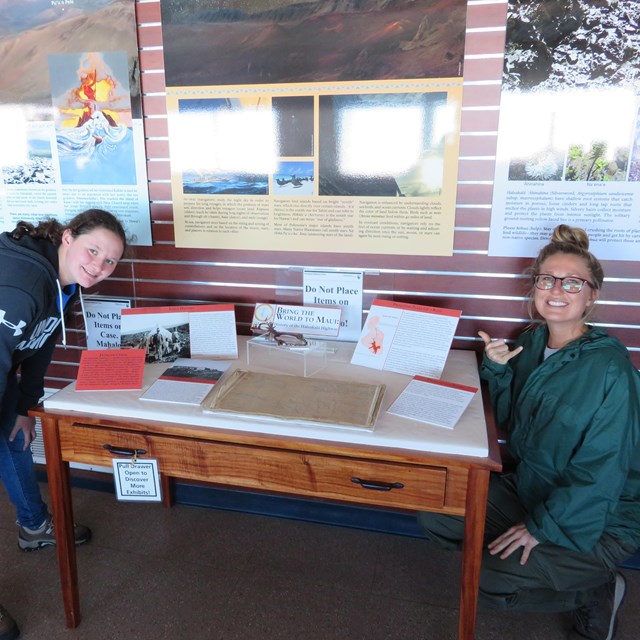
[
  {"xmin": 0, "ymin": 0, "xmax": 152, "ymax": 245},
  {"xmin": 159, "ymin": 0, "xmax": 467, "ymax": 256},
  {"xmin": 489, "ymin": 0, "xmax": 640, "ymax": 260}
]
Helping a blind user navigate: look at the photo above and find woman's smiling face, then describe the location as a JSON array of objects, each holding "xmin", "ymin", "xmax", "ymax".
[
  {"xmin": 58, "ymin": 227, "xmax": 124, "ymax": 288},
  {"xmin": 534, "ymin": 253, "xmax": 599, "ymax": 328}
]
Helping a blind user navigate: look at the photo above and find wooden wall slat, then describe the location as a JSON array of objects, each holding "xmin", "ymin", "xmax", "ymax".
[
  {"xmin": 458, "ymin": 159, "xmax": 497, "ymax": 181},
  {"xmin": 455, "ymin": 183, "xmax": 494, "ymax": 205},
  {"xmin": 149, "ymin": 202, "xmax": 174, "ymax": 221},
  {"xmin": 460, "ymin": 84, "xmax": 503, "ymax": 108},
  {"xmin": 461, "ymin": 58, "xmax": 504, "ymax": 82},
  {"xmin": 135, "ymin": 1, "xmax": 161, "ymax": 23},
  {"xmin": 49, "ymin": 363, "xmax": 83, "ymax": 380},
  {"xmin": 147, "ymin": 182, "xmax": 172, "ymax": 201},
  {"xmin": 141, "ymin": 94, "xmax": 168, "ymax": 115},
  {"xmin": 144, "ymin": 139, "xmax": 170, "ymax": 157},
  {"xmin": 464, "ymin": 31, "xmax": 508, "ymax": 55},
  {"xmin": 139, "ymin": 49, "xmax": 165, "ymax": 70},
  {"xmin": 146, "ymin": 160, "xmax": 171, "ymax": 180},
  {"xmin": 455, "ymin": 207, "xmax": 491, "ymax": 226},
  {"xmin": 131, "ymin": 263, "xmax": 281, "ymax": 285},
  {"xmin": 140, "ymin": 72, "xmax": 167, "ymax": 94},
  {"xmin": 466, "ymin": 1, "xmax": 508, "ymax": 29},
  {"xmin": 142, "ymin": 117, "xmax": 169, "ymax": 137},
  {"xmin": 458, "ymin": 134, "xmax": 498, "ymax": 157},
  {"xmin": 136, "ymin": 25, "xmax": 163, "ymax": 47},
  {"xmin": 460, "ymin": 109, "xmax": 501, "ymax": 132}
]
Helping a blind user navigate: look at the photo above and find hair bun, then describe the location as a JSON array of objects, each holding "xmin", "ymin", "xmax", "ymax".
[{"xmin": 551, "ymin": 224, "xmax": 589, "ymax": 250}]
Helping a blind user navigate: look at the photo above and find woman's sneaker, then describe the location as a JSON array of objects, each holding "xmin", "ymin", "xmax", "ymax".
[
  {"xmin": 17, "ymin": 514, "xmax": 92, "ymax": 551},
  {"xmin": 0, "ymin": 603, "xmax": 19, "ymax": 640},
  {"xmin": 569, "ymin": 572, "xmax": 626, "ymax": 640}
]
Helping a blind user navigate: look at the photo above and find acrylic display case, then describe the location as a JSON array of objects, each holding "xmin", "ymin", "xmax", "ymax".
[{"xmin": 246, "ymin": 337, "xmax": 328, "ymax": 377}]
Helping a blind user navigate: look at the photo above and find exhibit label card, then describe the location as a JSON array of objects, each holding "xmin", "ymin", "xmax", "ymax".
[
  {"xmin": 388, "ymin": 376, "xmax": 477, "ymax": 429},
  {"xmin": 351, "ymin": 299, "xmax": 461, "ymax": 378},
  {"xmin": 75, "ymin": 348, "xmax": 146, "ymax": 391},
  {"xmin": 140, "ymin": 358, "xmax": 233, "ymax": 405},
  {"xmin": 120, "ymin": 304, "xmax": 238, "ymax": 363},
  {"xmin": 251, "ymin": 303, "xmax": 342, "ymax": 337}
]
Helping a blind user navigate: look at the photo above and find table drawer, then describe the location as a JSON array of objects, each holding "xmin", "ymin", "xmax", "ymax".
[{"xmin": 58, "ymin": 422, "xmax": 447, "ymax": 511}]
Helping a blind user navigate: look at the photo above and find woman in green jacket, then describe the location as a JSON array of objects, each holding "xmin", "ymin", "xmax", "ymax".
[{"xmin": 418, "ymin": 224, "xmax": 640, "ymax": 640}]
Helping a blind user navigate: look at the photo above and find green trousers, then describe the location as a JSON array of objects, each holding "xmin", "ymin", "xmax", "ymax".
[{"xmin": 417, "ymin": 473, "xmax": 635, "ymax": 612}]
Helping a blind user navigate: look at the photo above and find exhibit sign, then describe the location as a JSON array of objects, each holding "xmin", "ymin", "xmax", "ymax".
[
  {"xmin": 489, "ymin": 0, "xmax": 640, "ymax": 260},
  {"xmin": 303, "ymin": 269, "xmax": 363, "ymax": 341},
  {"xmin": 159, "ymin": 0, "xmax": 467, "ymax": 256},
  {"xmin": 0, "ymin": 0, "xmax": 152, "ymax": 245}
]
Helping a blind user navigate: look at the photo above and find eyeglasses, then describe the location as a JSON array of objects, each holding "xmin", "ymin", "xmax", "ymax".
[
  {"xmin": 254, "ymin": 322, "xmax": 308, "ymax": 347},
  {"xmin": 533, "ymin": 274, "xmax": 594, "ymax": 293}
]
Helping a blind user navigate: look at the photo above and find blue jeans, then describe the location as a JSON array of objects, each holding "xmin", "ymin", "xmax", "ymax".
[{"xmin": 0, "ymin": 374, "xmax": 49, "ymax": 529}]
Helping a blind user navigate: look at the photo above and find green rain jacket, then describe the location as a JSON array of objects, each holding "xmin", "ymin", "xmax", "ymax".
[{"xmin": 481, "ymin": 325, "xmax": 640, "ymax": 553}]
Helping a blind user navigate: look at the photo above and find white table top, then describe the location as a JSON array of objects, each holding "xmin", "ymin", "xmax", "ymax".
[{"xmin": 45, "ymin": 337, "xmax": 489, "ymax": 458}]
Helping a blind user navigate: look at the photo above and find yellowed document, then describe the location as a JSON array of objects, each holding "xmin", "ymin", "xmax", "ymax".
[{"xmin": 203, "ymin": 369, "xmax": 385, "ymax": 430}]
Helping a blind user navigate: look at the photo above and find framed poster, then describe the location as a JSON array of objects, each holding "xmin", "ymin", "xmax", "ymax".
[
  {"xmin": 160, "ymin": 0, "xmax": 467, "ymax": 256},
  {"xmin": 0, "ymin": 0, "xmax": 152, "ymax": 245},
  {"xmin": 489, "ymin": 0, "xmax": 640, "ymax": 260}
]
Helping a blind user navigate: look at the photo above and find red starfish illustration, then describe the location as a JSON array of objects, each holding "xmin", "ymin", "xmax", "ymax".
[{"xmin": 369, "ymin": 339, "xmax": 381, "ymax": 354}]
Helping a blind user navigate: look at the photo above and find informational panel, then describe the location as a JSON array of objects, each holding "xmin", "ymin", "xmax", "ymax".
[
  {"xmin": 0, "ymin": 0, "xmax": 152, "ymax": 245},
  {"xmin": 159, "ymin": 0, "xmax": 467, "ymax": 256},
  {"xmin": 489, "ymin": 0, "xmax": 640, "ymax": 260}
]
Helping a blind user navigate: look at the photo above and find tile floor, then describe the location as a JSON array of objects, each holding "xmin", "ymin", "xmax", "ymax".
[{"xmin": 0, "ymin": 478, "xmax": 637, "ymax": 639}]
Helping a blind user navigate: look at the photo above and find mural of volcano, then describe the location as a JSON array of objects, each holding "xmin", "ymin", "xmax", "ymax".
[{"xmin": 160, "ymin": 0, "xmax": 466, "ymax": 87}]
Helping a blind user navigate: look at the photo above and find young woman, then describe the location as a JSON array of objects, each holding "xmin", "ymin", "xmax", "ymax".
[
  {"xmin": 0, "ymin": 209, "xmax": 126, "ymax": 640},
  {"xmin": 418, "ymin": 225, "xmax": 640, "ymax": 640}
]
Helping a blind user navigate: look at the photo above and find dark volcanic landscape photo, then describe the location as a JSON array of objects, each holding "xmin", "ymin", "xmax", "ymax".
[
  {"xmin": 0, "ymin": 0, "xmax": 139, "ymax": 106},
  {"xmin": 160, "ymin": 0, "xmax": 466, "ymax": 87}
]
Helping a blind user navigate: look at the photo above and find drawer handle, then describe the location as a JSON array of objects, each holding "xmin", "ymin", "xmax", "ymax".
[
  {"xmin": 103, "ymin": 444, "xmax": 147, "ymax": 457},
  {"xmin": 351, "ymin": 477, "xmax": 404, "ymax": 491}
]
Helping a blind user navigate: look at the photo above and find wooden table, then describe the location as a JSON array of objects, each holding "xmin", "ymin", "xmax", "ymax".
[{"xmin": 32, "ymin": 346, "xmax": 501, "ymax": 640}]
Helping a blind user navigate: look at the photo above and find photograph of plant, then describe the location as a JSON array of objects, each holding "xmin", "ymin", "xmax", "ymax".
[
  {"xmin": 565, "ymin": 141, "xmax": 629, "ymax": 182},
  {"xmin": 628, "ymin": 107, "xmax": 640, "ymax": 182},
  {"xmin": 503, "ymin": 0, "xmax": 639, "ymax": 92}
]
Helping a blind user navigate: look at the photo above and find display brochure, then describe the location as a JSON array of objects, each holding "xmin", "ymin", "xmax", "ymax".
[
  {"xmin": 387, "ymin": 376, "xmax": 477, "ymax": 430},
  {"xmin": 203, "ymin": 369, "xmax": 385, "ymax": 430},
  {"xmin": 75, "ymin": 349, "xmax": 146, "ymax": 391},
  {"xmin": 302, "ymin": 270, "xmax": 363, "ymax": 341},
  {"xmin": 120, "ymin": 304, "xmax": 238, "ymax": 363},
  {"xmin": 351, "ymin": 299, "xmax": 461, "ymax": 378},
  {"xmin": 251, "ymin": 303, "xmax": 341, "ymax": 338},
  {"xmin": 140, "ymin": 358, "xmax": 233, "ymax": 405},
  {"xmin": 82, "ymin": 295, "xmax": 131, "ymax": 349}
]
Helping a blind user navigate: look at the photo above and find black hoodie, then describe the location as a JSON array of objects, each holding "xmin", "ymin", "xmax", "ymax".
[{"xmin": 0, "ymin": 231, "xmax": 74, "ymax": 415}]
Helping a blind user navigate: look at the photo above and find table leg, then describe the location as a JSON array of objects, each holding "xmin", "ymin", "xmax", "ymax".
[
  {"xmin": 161, "ymin": 473, "xmax": 173, "ymax": 508},
  {"xmin": 458, "ymin": 467, "xmax": 490, "ymax": 640},
  {"xmin": 41, "ymin": 416, "xmax": 81, "ymax": 628}
]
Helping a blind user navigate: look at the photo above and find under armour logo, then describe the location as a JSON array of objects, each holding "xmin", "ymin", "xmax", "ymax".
[{"xmin": 0, "ymin": 309, "xmax": 27, "ymax": 336}]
